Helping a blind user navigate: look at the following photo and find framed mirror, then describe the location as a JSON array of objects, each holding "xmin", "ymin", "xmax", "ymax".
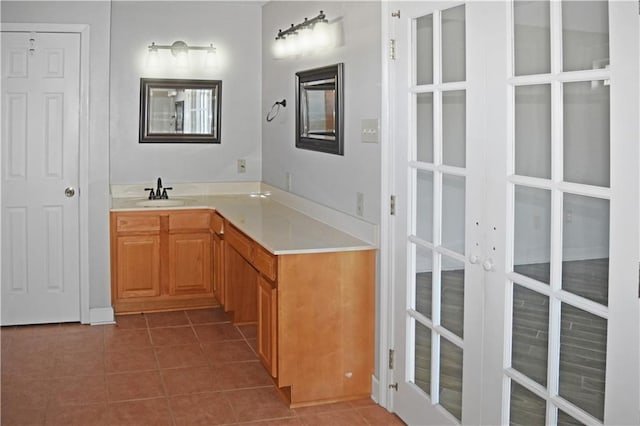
[
  {"xmin": 295, "ymin": 63, "xmax": 343, "ymax": 155},
  {"xmin": 139, "ymin": 78, "xmax": 221, "ymax": 143}
]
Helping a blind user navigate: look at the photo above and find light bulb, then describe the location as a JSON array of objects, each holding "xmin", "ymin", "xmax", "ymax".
[
  {"xmin": 273, "ymin": 37, "xmax": 286, "ymax": 59},
  {"xmin": 298, "ymin": 26, "xmax": 313, "ymax": 53},
  {"xmin": 285, "ymin": 32, "xmax": 299, "ymax": 56},
  {"xmin": 205, "ymin": 47, "xmax": 217, "ymax": 69},
  {"xmin": 313, "ymin": 20, "xmax": 330, "ymax": 48},
  {"xmin": 175, "ymin": 50, "xmax": 188, "ymax": 67},
  {"xmin": 147, "ymin": 47, "xmax": 159, "ymax": 69}
]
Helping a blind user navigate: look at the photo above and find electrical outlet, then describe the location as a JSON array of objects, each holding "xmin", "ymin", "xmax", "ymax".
[
  {"xmin": 356, "ymin": 192, "xmax": 364, "ymax": 217},
  {"xmin": 237, "ymin": 159, "xmax": 246, "ymax": 173}
]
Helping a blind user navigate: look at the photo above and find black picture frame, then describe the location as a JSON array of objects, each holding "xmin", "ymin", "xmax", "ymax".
[
  {"xmin": 139, "ymin": 78, "xmax": 221, "ymax": 143},
  {"xmin": 295, "ymin": 63, "xmax": 344, "ymax": 155}
]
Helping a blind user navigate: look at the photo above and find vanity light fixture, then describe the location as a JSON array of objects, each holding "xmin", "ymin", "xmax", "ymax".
[
  {"xmin": 273, "ymin": 10, "xmax": 331, "ymax": 59},
  {"xmin": 148, "ymin": 40, "xmax": 217, "ymax": 68}
]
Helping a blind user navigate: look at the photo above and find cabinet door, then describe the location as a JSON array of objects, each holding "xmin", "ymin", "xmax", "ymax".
[
  {"xmin": 169, "ymin": 232, "xmax": 212, "ymax": 296},
  {"xmin": 212, "ymin": 233, "xmax": 225, "ymax": 305},
  {"xmin": 116, "ymin": 235, "xmax": 161, "ymax": 298},
  {"xmin": 257, "ymin": 275, "xmax": 277, "ymax": 378},
  {"xmin": 224, "ymin": 245, "xmax": 257, "ymax": 323}
]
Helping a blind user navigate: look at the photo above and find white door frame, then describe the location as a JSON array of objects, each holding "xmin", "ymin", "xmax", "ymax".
[{"xmin": 1, "ymin": 23, "xmax": 91, "ymax": 324}]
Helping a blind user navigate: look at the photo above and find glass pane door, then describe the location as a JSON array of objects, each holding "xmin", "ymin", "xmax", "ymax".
[
  {"xmin": 503, "ymin": 1, "xmax": 639, "ymax": 424},
  {"xmin": 391, "ymin": 2, "xmax": 484, "ymax": 424},
  {"xmin": 389, "ymin": 1, "xmax": 639, "ymax": 425}
]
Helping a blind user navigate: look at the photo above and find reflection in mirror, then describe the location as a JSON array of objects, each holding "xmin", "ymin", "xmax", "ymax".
[
  {"xmin": 296, "ymin": 63, "xmax": 343, "ymax": 155},
  {"xmin": 139, "ymin": 78, "xmax": 221, "ymax": 143}
]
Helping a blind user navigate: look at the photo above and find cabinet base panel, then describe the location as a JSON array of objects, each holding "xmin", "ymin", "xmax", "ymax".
[
  {"xmin": 113, "ymin": 296, "xmax": 218, "ymax": 314},
  {"xmin": 273, "ymin": 382, "xmax": 371, "ymax": 408}
]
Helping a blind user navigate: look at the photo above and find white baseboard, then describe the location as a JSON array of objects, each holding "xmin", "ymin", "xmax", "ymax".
[
  {"xmin": 371, "ymin": 374, "xmax": 380, "ymax": 404},
  {"xmin": 89, "ymin": 307, "xmax": 115, "ymax": 325}
]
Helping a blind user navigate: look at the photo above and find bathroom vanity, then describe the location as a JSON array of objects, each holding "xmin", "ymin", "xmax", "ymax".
[{"xmin": 110, "ymin": 190, "xmax": 376, "ymax": 407}]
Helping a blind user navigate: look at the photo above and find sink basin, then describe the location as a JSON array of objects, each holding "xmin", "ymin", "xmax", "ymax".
[{"xmin": 136, "ymin": 199, "xmax": 185, "ymax": 208}]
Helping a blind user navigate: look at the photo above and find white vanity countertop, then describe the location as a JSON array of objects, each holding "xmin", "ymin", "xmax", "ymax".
[{"xmin": 110, "ymin": 194, "xmax": 376, "ymax": 255}]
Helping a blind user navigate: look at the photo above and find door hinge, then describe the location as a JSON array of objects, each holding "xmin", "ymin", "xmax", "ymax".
[
  {"xmin": 388, "ymin": 348, "xmax": 395, "ymax": 369},
  {"xmin": 391, "ymin": 10, "xmax": 401, "ymax": 19},
  {"xmin": 389, "ymin": 39, "xmax": 396, "ymax": 60},
  {"xmin": 390, "ymin": 195, "xmax": 396, "ymax": 216},
  {"xmin": 389, "ymin": 382, "xmax": 398, "ymax": 391}
]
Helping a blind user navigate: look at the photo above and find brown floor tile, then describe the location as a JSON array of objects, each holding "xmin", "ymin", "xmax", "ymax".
[
  {"xmin": 150, "ymin": 326, "xmax": 198, "ymax": 346},
  {"xmin": 161, "ymin": 366, "xmax": 218, "ymax": 396},
  {"xmin": 201, "ymin": 339, "xmax": 257, "ymax": 364},
  {"xmin": 299, "ymin": 409, "xmax": 369, "ymax": 425},
  {"xmin": 104, "ymin": 327, "xmax": 152, "ymax": 351},
  {"xmin": 170, "ymin": 391, "xmax": 236, "ymax": 425},
  {"xmin": 53, "ymin": 351, "xmax": 105, "ymax": 377},
  {"xmin": 356, "ymin": 406, "xmax": 406, "ymax": 425},
  {"xmin": 50, "ymin": 375, "xmax": 107, "ymax": 407},
  {"xmin": 5, "ymin": 334, "xmax": 59, "ymax": 355},
  {"xmin": 106, "ymin": 370, "xmax": 165, "ymax": 402},
  {"xmin": 1, "ymin": 377, "xmax": 55, "ymax": 409},
  {"xmin": 247, "ymin": 337, "xmax": 258, "ymax": 353},
  {"xmin": 0, "ymin": 406, "xmax": 46, "ymax": 426},
  {"xmin": 56, "ymin": 330, "xmax": 104, "ymax": 353},
  {"xmin": 1, "ymin": 323, "xmax": 61, "ymax": 338},
  {"xmin": 211, "ymin": 360, "xmax": 273, "ymax": 390},
  {"xmin": 193, "ymin": 323, "xmax": 243, "ymax": 342},
  {"xmin": 104, "ymin": 347, "xmax": 157, "ymax": 373},
  {"xmin": 186, "ymin": 307, "xmax": 230, "ymax": 324},
  {"xmin": 237, "ymin": 324, "xmax": 257, "ymax": 339},
  {"xmin": 44, "ymin": 403, "xmax": 108, "ymax": 426},
  {"xmin": 108, "ymin": 398, "xmax": 173, "ymax": 426},
  {"xmin": 155, "ymin": 344, "xmax": 208, "ymax": 369},
  {"xmin": 1, "ymin": 351, "xmax": 57, "ymax": 379},
  {"xmin": 225, "ymin": 386, "xmax": 295, "ymax": 423},
  {"xmin": 113, "ymin": 313, "xmax": 148, "ymax": 329},
  {"xmin": 145, "ymin": 310, "xmax": 190, "ymax": 328}
]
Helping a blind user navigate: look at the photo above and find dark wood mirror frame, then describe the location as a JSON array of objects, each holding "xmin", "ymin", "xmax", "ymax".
[
  {"xmin": 295, "ymin": 63, "xmax": 344, "ymax": 155},
  {"xmin": 139, "ymin": 78, "xmax": 222, "ymax": 144}
]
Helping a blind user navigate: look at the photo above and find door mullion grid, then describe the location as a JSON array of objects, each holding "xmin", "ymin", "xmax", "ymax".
[
  {"xmin": 547, "ymin": 0, "xmax": 564, "ymax": 422},
  {"xmin": 430, "ymin": 7, "xmax": 443, "ymax": 409}
]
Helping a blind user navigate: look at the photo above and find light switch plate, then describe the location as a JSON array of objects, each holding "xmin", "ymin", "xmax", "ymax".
[{"xmin": 361, "ymin": 119, "xmax": 379, "ymax": 143}]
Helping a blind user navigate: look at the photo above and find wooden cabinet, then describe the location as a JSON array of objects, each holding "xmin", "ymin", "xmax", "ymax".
[
  {"xmin": 110, "ymin": 210, "xmax": 216, "ymax": 313},
  {"xmin": 224, "ymin": 223, "xmax": 259, "ymax": 323},
  {"xmin": 222, "ymin": 219, "xmax": 375, "ymax": 407},
  {"xmin": 211, "ymin": 212, "xmax": 225, "ymax": 306},
  {"xmin": 257, "ymin": 274, "xmax": 277, "ymax": 378}
]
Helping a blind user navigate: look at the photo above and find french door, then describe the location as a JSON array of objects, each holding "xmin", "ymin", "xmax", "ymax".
[{"xmin": 388, "ymin": 1, "xmax": 639, "ymax": 425}]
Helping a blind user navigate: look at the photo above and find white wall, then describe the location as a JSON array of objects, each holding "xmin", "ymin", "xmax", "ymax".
[
  {"xmin": 1, "ymin": 1, "xmax": 113, "ymax": 310},
  {"xmin": 261, "ymin": 1, "xmax": 381, "ymax": 225},
  {"xmin": 109, "ymin": 1, "xmax": 263, "ymax": 185}
]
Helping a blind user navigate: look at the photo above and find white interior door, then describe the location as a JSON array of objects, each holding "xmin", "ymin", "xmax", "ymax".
[
  {"xmin": 389, "ymin": 1, "xmax": 639, "ymax": 425},
  {"xmin": 1, "ymin": 31, "xmax": 82, "ymax": 325},
  {"xmin": 389, "ymin": 2, "xmax": 485, "ymax": 424}
]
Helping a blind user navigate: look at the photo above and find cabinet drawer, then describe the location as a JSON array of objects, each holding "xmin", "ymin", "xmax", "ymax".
[
  {"xmin": 211, "ymin": 212, "xmax": 224, "ymax": 235},
  {"xmin": 115, "ymin": 214, "xmax": 161, "ymax": 233},
  {"xmin": 226, "ymin": 224, "xmax": 253, "ymax": 261},
  {"xmin": 254, "ymin": 244, "xmax": 277, "ymax": 282},
  {"xmin": 169, "ymin": 211, "xmax": 211, "ymax": 231}
]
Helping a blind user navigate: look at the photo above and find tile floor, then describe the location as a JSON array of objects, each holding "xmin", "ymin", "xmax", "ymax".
[{"xmin": 1, "ymin": 307, "xmax": 404, "ymax": 425}]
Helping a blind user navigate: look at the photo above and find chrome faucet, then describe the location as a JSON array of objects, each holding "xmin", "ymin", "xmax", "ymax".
[{"xmin": 144, "ymin": 177, "xmax": 172, "ymax": 200}]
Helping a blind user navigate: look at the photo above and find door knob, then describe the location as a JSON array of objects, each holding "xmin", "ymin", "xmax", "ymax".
[
  {"xmin": 482, "ymin": 258, "xmax": 494, "ymax": 271},
  {"xmin": 65, "ymin": 187, "xmax": 76, "ymax": 197}
]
